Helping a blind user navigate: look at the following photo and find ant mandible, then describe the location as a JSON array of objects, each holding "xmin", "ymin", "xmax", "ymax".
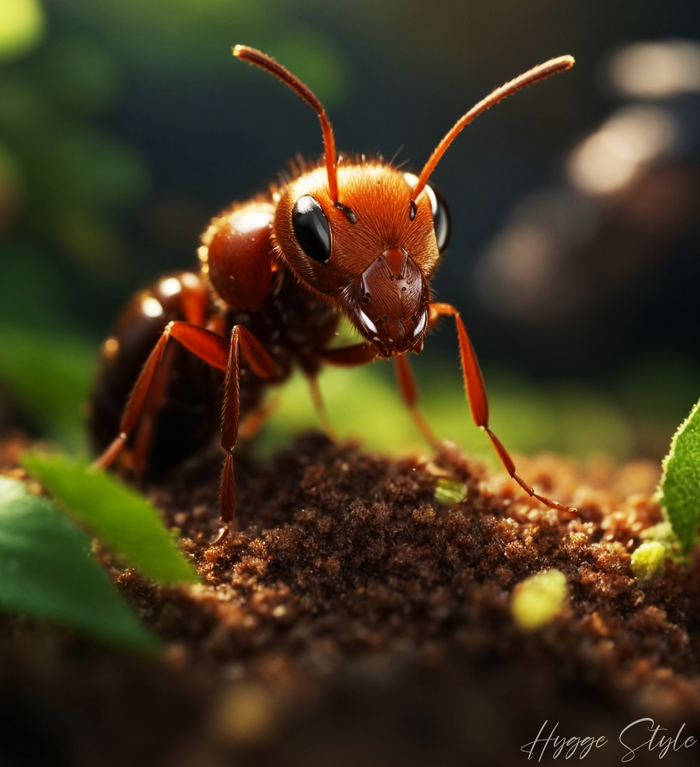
[{"xmin": 89, "ymin": 45, "xmax": 577, "ymax": 542}]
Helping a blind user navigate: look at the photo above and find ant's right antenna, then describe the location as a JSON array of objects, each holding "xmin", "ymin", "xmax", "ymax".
[{"xmin": 411, "ymin": 55, "xmax": 575, "ymax": 202}]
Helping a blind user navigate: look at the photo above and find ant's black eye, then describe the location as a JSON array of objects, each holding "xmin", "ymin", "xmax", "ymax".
[
  {"xmin": 403, "ymin": 172, "xmax": 450, "ymax": 253},
  {"xmin": 424, "ymin": 183, "xmax": 450, "ymax": 253},
  {"xmin": 292, "ymin": 195, "xmax": 331, "ymax": 263}
]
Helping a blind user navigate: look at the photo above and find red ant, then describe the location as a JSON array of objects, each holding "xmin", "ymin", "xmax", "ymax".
[{"xmin": 90, "ymin": 45, "xmax": 577, "ymax": 542}]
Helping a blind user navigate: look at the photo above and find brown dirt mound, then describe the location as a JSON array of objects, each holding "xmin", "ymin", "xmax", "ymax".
[{"xmin": 2, "ymin": 432, "xmax": 700, "ymax": 767}]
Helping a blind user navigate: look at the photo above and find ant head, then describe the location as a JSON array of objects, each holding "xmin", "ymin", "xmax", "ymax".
[
  {"xmin": 274, "ymin": 162, "xmax": 449, "ymax": 357},
  {"xmin": 233, "ymin": 45, "xmax": 573, "ymax": 356}
]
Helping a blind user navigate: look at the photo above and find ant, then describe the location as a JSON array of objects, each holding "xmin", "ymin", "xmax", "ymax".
[{"xmin": 89, "ymin": 45, "xmax": 577, "ymax": 543}]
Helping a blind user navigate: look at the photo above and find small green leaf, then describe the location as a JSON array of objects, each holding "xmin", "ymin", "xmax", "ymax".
[
  {"xmin": 0, "ymin": 476, "xmax": 157, "ymax": 652},
  {"xmin": 631, "ymin": 541, "xmax": 667, "ymax": 581},
  {"xmin": 512, "ymin": 569, "xmax": 568, "ymax": 631},
  {"xmin": 22, "ymin": 453, "xmax": 199, "ymax": 585},
  {"xmin": 434, "ymin": 478, "xmax": 467, "ymax": 505},
  {"xmin": 657, "ymin": 399, "xmax": 700, "ymax": 557}
]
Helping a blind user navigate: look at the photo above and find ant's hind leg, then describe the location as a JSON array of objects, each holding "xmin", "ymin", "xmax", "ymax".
[
  {"xmin": 90, "ymin": 271, "xmax": 215, "ymax": 476},
  {"xmin": 129, "ymin": 342, "xmax": 178, "ymax": 479},
  {"xmin": 92, "ymin": 322, "xmax": 231, "ymax": 471}
]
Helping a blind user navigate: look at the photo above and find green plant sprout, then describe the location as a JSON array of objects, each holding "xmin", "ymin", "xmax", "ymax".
[
  {"xmin": 22, "ymin": 452, "xmax": 199, "ymax": 584},
  {"xmin": 656, "ymin": 398, "xmax": 700, "ymax": 558},
  {"xmin": 629, "ymin": 397, "xmax": 700, "ymax": 575},
  {"xmin": 630, "ymin": 541, "xmax": 666, "ymax": 581},
  {"xmin": 434, "ymin": 478, "xmax": 467, "ymax": 505}
]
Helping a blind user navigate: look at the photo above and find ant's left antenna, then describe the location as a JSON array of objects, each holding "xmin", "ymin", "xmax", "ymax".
[{"xmin": 233, "ymin": 45, "xmax": 339, "ymax": 204}]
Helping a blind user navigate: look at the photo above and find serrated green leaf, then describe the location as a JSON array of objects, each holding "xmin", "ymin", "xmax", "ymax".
[
  {"xmin": 657, "ymin": 399, "xmax": 700, "ymax": 557},
  {"xmin": 21, "ymin": 453, "xmax": 199, "ymax": 585},
  {"xmin": 0, "ymin": 476, "xmax": 157, "ymax": 652}
]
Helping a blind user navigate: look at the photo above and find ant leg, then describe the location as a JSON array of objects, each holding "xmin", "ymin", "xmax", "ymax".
[
  {"xmin": 130, "ymin": 342, "xmax": 177, "ymax": 479},
  {"xmin": 317, "ymin": 342, "xmax": 378, "ymax": 366},
  {"xmin": 395, "ymin": 353, "xmax": 438, "ymax": 447},
  {"xmin": 306, "ymin": 375, "xmax": 337, "ymax": 440},
  {"xmin": 430, "ymin": 302, "xmax": 577, "ymax": 516},
  {"xmin": 93, "ymin": 321, "xmax": 231, "ymax": 471},
  {"xmin": 94, "ymin": 320, "xmax": 277, "ymax": 539},
  {"xmin": 238, "ymin": 398, "xmax": 279, "ymax": 441},
  {"xmin": 215, "ymin": 325, "xmax": 277, "ymax": 542},
  {"xmin": 315, "ymin": 342, "xmax": 377, "ymax": 437},
  {"xmin": 320, "ymin": 344, "xmax": 437, "ymax": 445}
]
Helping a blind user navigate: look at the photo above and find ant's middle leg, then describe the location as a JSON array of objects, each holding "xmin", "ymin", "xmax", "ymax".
[
  {"xmin": 394, "ymin": 353, "xmax": 438, "ymax": 447},
  {"xmin": 319, "ymin": 342, "xmax": 437, "ymax": 446}
]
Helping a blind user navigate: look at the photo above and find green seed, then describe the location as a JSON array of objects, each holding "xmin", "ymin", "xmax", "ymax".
[{"xmin": 512, "ymin": 569, "xmax": 568, "ymax": 631}]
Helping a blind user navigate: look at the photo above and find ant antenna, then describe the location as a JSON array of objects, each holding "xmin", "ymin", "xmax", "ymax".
[
  {"xmin": 233, "ymin": 45, "xmax": 339, "ymax": 204},
  {"xmin": 411, "ymin": 55, "xmax": 575, "ymax": 202}
]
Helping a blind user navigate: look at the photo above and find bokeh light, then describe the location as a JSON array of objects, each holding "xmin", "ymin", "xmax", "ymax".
[{"xmin": 608, "ymin": 39, "xmax": 700, "ymax": 98}]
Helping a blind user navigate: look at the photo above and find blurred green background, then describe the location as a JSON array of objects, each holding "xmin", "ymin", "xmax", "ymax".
[{"xmin": 1, "ymin": 0, "xmax": 699, "ymax": 467}]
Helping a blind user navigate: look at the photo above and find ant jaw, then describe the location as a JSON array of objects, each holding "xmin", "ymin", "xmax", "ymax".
[
  {"xmin": 411, "ymin": 336, "xmax": 425, "ymax": 354},
  {"xmin": 365, "ymin": 327, "xmax": 426, "ymax": 359},
  {"xmin": 349, "ymin": 249, "xmax": 430, "ymax": 357},
  {"xmin": 370, "ymin": 335, "xmax": 425, "ymax": 358}
]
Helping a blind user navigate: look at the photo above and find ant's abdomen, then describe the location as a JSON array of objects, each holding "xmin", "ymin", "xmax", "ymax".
[{"xmin": 88, "ymin": 272, "xmax": 226, "ymax": 476}]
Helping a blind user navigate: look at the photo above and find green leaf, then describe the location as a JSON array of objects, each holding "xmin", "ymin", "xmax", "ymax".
[
  {"xmin": 657, "ymin": 399, "xmax": 700, "ymax": 557},
  {"xmin": 512, "ymin": 569, "xmax": 568, "ymax": 631},
  {"xmin": 0, "ymin": 476, "xmax": 157, "ymax": 652},
  {"xmin": 21, "ymin": 453, "xmax": 199, "ymax": 585}
]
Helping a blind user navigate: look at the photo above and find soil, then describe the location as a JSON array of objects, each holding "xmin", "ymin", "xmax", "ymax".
[{"xmin": 1, "ymin": 431, "xmax": 700, "ymax": 767}]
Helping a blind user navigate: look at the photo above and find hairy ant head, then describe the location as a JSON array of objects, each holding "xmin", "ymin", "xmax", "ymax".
[{"xmin": 275, "ymin": 164, "xmax": 440, "ymax": 357}]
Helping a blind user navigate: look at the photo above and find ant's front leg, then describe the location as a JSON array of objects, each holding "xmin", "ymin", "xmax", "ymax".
[
  {"xmin": 430, "ymin": 302, "xmax": 577, "ymax": 515},
  {"xmin": 305, "ymin": 374, "xmax": 338, "ymax": 441},
  {"xmin": 315, "ymin": 342, "xmax": 379, "ymax": 437},
  {"xmin": 93, "ymin": 321, "xmax": 277, "ymax": 539}
]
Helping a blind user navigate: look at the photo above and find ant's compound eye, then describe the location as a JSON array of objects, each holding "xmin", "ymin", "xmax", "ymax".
[
  {"xmin": 403, "ymin": 173, "xmax": 450, "ymax": 253},
  {"xmin": 292, "ymin": 195, "xmax": 331, "ymax": 263},
  {"xmin": 424, "ymin": 183, "xmax": 450, "ymax": 253}
]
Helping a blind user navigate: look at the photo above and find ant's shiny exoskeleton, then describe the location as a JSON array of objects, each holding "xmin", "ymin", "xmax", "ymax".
[{"xmin": 90, "ymin": 46, "xmax": 577, "ymax": 542}]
